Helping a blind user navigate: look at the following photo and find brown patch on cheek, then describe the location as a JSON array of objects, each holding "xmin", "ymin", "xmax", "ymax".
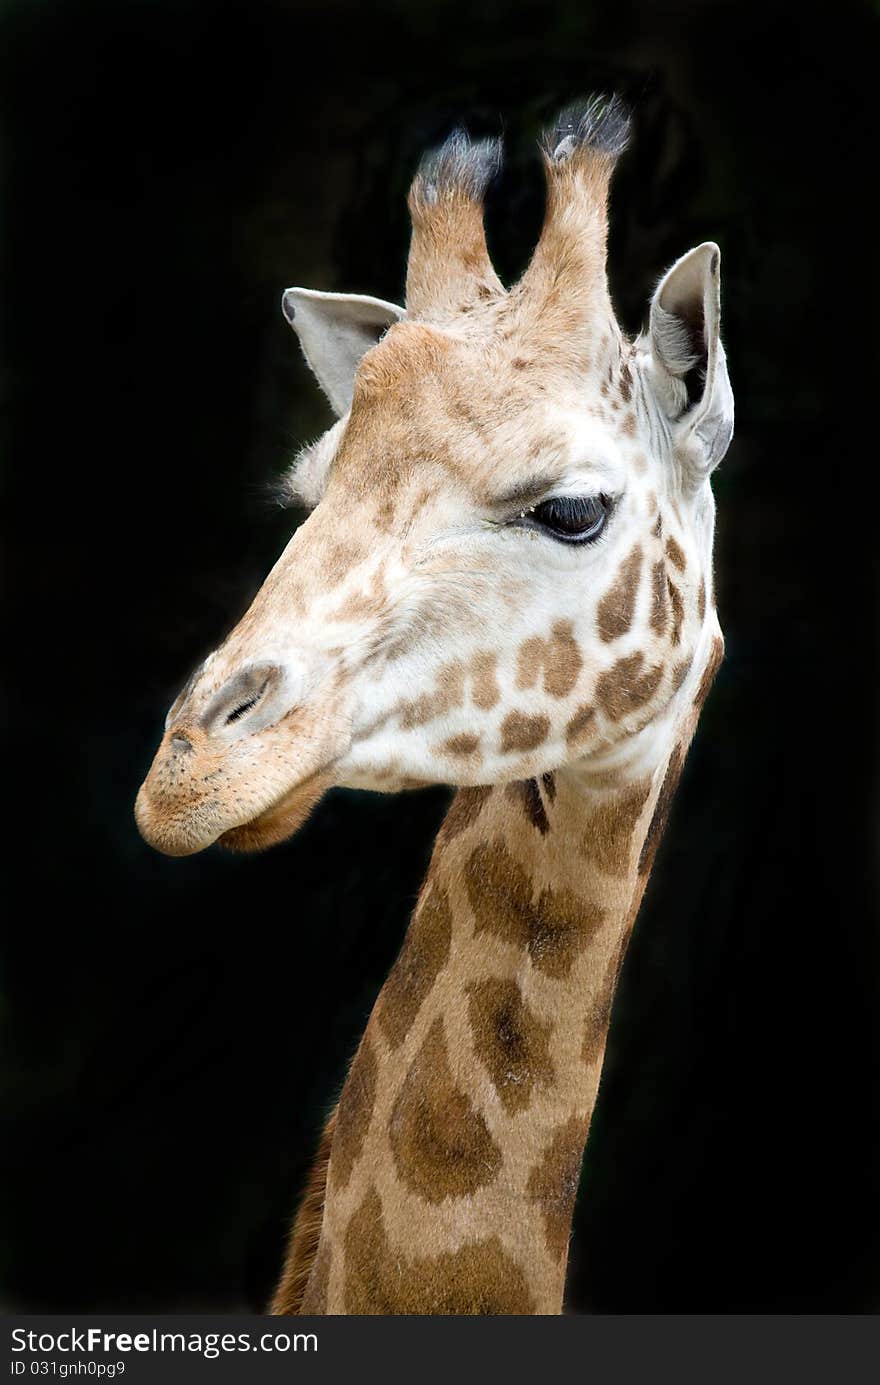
[
  {"xmin": 595, "ymin": 653, "xmax": 665, "ymax": 721},
  {"xmin": 466, "ymin": 977, "xmax": 555, "ymax": 1115},
  {"xmin": 667, "ymin": 579, "xmax": 685, "ymax": 646},
  {"xmin": 465, "ymin": 841, "xmax": 605, "ymax": 978},
  {"xmin": 505, "ymin": 778, "xmax": 550, "ymax": 835},
  {"xmin": 596, "ymin": 545, "xmax": 642, "ymax": 642},
  {"xmin": 470, "ymin": 651, "xmax": 500, "ymax": 709},
  {"xmin": 373, "ymin": 495, "xmax": 396, "ymax": 532},
  {"xmin": 389, "ymin": 1018, "xmax": 502, "ymax": 1202},
  {"xmin": 398, "ymin": 660, "xmax": 465, "ymax": 729},
  {"xmin": 378, "ymin": 884, "xmax": 453, "ymax": 1050},
  {"xmin": 665, "ymin": 534, "xmax": 687, "ymax": 573},
  {"xmin": 322, "ymin": 539, "xmax": 368, "ymax": 584},
  {"xmin": 541, "ymin": 771, "xmax": 557, "ymax": 802},
  {"xmin": 516, "ymin": 623, "xmax": 583, "ymax": 698},
  {"xmin": 526, "ymin": 1114, "xmax": 591, "ymax": 1261},
  {"xmin": 637, "ymin": 743, "xmax": 686, "ymax": 877},
  {"xmin": 332, "ymin": 567, "xmax": 389, "ymax": 623},
  {"xmin": 436, "ymin": 786, "xmax": 493, "ymax": 845},
  {"xmin": 329, "ymin": 1035, "xmax": 378, "ymax": 1192},
  {"xmin": 516, "ymin": 636, "xmax": 545, "ymax": 691},
  {"xmin": 500, "ymin": 711, "xmax": 551, "ymax": 754},
  {"xmin": 671, "ymin": 657, "xmax": 693, "ymax": 693},
  {"xmin": 545, "ymin": 622, "xmax": 583, "ymax": 696},
  {"xmin": 343, "ymin": 1187, "xmax": 535, "ymax": 1314},
  {"xmin": 697, "ymin": 577, "xmax": 707, "ymax": 623}
]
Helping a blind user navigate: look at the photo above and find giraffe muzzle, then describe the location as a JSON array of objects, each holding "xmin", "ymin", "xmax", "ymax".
[{"xmin": 135, "ymin": 658, "xmax": 348, "ymax": 857}]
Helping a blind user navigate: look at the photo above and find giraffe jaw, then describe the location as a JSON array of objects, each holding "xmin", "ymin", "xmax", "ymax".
[{"xmin": 216, "ymin": 767, "xmax": 332, "ymax": 853}]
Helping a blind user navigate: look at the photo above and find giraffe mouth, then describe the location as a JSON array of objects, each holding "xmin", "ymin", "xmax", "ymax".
[{"xmin": 217, "ymin": 767, "xmax": 333, "ymax": 853}]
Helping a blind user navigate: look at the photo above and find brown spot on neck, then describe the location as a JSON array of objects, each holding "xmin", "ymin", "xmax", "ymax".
[
  {"xmin": 466, "ymin": 976, "xmax": 555, "ymax": 1114},
  {"xmin": 343, "ymin": 1187, "xmax": 535, "ymax": 1314},
  {"xmin": 464, "ymin": 839, "xmax": 605, "ymax": 978},
  {"xmin": 581, "ymin": 779, "xmax": 652, "ymax": 875},
  {"xmin": 389, "ymin": 1017, "xmax": 502, "ymax": 1202}
]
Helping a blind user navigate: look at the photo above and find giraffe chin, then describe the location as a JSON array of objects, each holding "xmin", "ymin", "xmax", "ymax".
[{"xmin": 217, "ymin": 769, "xmax": 332, "ymax": 854}]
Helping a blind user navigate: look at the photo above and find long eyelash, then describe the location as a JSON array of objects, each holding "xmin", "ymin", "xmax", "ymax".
[{"xmin": 541, "ymin": 495, "xmax": 602, "ymax": 524}]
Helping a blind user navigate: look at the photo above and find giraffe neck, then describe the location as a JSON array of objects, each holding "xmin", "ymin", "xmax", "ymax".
[{"xmin": 286, "ymin": 652, "xmax": 719, "ymax": 1315}]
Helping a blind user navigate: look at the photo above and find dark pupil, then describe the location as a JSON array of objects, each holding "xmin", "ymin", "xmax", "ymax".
[{"xmin": 534, "ymin": 495, "xmax": 606, "ymax": 538}]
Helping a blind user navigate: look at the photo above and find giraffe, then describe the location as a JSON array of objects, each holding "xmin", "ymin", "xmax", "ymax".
[{"xmin": 135, "ymin": 96, "xmax": 734, "ymax": 1314}]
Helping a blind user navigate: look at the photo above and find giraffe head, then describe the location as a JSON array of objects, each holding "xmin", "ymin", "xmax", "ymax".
[{"xmin": 136, "ymin": 98, "xmax": 733, "ymax": 857}]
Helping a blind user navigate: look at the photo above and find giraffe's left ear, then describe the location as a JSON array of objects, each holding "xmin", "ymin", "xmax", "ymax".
[
  {"xmin": 644, "ymin": 242, "xmax": 734, "ymax": 485},
  {"xmin": 281, "ymin": 287, "xmax": 406, "ymax": 416}
]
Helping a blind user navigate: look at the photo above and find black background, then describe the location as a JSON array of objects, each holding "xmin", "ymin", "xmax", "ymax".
[{"xmin": 2, "ymin": 0, "xmax": 878, "ymax": 1313}]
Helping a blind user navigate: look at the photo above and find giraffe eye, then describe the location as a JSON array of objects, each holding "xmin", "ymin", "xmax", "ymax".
[{"xmin": 527, "ymin": 494, "xmax": 610, "ymax": 544}]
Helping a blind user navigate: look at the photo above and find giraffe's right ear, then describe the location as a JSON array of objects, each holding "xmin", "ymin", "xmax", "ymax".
[
  {"xmin": 643, "ymin": 242, "xmax": 734, "ymax": 487},
  {"xmin": 281, "ymin": 287, "xmax": 406, "ymax": 416}
]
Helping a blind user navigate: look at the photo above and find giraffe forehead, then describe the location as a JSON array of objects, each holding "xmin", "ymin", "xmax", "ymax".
[
  {"xmin": 334, "ymin": 373, "xmax": 628, "ymax": 511},
  {"xmin": 353, "ymin": 321, "xmax": 457, "ymax": 395}
]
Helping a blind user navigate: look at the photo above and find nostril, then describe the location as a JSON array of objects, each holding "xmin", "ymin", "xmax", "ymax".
[
  {"xmin": 202, "ymin": 663, "xmax": 282, "ymax": 735},
  {"xmin": 171, "ymin": 734, "xmax": 192, "ymax": 753},
  {"xmin": 225, "ymin": 694, "xmax": 263, "ymax": 726}
]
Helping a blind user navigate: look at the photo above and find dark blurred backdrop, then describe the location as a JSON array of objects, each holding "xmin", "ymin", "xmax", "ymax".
[{"xmin": 1, "ymin": 0, "xmax": 878, "ymax": 1313}]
